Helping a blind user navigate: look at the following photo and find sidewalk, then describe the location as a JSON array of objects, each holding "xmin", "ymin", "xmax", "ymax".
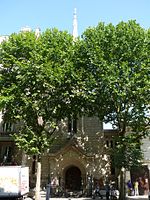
[
  {"xmin": 39, "ymin": 193, "xmax": 148, "ymax": 200},
  {"xmin": 126, "ymin": 195, "xmax": 148, "ymax": 200},
  {"xmin": 40, "ymin": 197, "xmax": 148, "ymax": 200},
  {"xmin": 31, "ymin": 191, "xmax": 149, "ymax": 200}
]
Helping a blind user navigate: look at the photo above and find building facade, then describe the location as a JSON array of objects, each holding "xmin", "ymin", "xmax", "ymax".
[
  {"xmin": 27, "ymin": 116, "xmax": 117, "ymax": 193},
  {"xmin": 0, "ymin": 114, "xmax": 118, "ymax": 194},
  {"xmin": 0, "ymin": 113, "xmax": 149, "ymax": 196}
]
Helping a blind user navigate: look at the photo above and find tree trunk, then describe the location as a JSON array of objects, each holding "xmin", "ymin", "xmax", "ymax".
[
  {"xmin": 119, "ymin": 167, "xmax": 126, "ymax": 200},
  {"xmin": 35, "ymin": 158, "xmax": 41, "ymax": 200}
]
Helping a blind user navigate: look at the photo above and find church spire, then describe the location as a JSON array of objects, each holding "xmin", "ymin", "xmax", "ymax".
[{"xmin": 72, "ymin": 8, "xmax": 78, "ymax": 40}]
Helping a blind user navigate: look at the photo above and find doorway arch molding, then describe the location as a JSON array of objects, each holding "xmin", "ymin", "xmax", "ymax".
[
  {"xmin": 57, "ymin": 158, "xmax": 86, "ymax": 188},
  {"xmin": 61, "ymin": 159, "xmax": 86, "ymax": 191},
  {"xmin": 61, "ymin": 158, "xmax": 86, "ymax": 177}
]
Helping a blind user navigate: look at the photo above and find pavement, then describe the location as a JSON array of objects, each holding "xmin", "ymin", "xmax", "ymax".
[
  {"xmin": 40, "ymin": 197, "xmax": 149, "ymax": 200},
  {"xmin": 39, "ymin": 197, "xmax": 149, "ymax": 200},
  {"xmin": 126, "ymin": 195, "xmax": 149, "ymax": 200},
  {"xmin": 39, "ymin": 191, "xmax": 149, "ymax": 200},
  {"xmin": 26, "ymin": 190, "xmax": 149, "ymax": 200}
]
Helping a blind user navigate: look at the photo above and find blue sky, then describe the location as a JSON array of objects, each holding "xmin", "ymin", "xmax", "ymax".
[{"xmin": 0, "ymin": 0, "xmax": 150, "ymax": 36}]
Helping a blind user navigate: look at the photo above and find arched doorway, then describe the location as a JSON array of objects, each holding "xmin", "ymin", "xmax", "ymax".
[{"xmin": 65, "ymin": 165, "xmax": 82, "ymax": 191}]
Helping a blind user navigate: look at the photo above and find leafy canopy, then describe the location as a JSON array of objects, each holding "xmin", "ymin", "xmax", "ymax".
[
  {"xmin": 0, "ymin": 29, "xmax": 85, "ymax": 155},
  {"xmin": 78, "ymin": 20, "xmax": 150, "ymax": 168}
]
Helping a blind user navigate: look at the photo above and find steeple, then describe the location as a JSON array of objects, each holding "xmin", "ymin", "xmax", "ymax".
[
  {"xmin": 72, "ymin": 8, "xmax": 78, "ymax": 40},
  {"xmin": 35, "ymin": 27, "xmax": 41, "ymax": 39}
]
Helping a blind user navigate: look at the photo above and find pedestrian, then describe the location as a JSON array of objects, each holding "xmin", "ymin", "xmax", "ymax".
[
  {"xmin": 105, "ymin": 182, "xmax": 110, "ymax": 200},
  {"xmin": 134, "ymin": 179, "xmax": 139, "ymax": 196},
  {"xmin": 92, "ymin": 183, "xmax": 103, "ymax": 199},
  {"xmin": 127, "ymin": 180, "xmax": 133, "ymax": 196}
]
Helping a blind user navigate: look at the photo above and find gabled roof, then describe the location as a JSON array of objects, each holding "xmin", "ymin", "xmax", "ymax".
[{"xmin": 49, "ymin": 136, "xmax": 93, "ymax": 158}]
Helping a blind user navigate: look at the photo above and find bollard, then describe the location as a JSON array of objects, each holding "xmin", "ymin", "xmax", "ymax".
[{"xmin": 46, "ymin": 183, "xmax": 50, "ymax": 200}]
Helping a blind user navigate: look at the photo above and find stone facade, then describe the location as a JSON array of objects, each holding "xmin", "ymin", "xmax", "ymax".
[
  {"xmin": 24, "ymin": 116, "xmax": 115, "ymax": 194},
  {"xmin": 0, "ymin": 112, "xmax": 150, "ymax": 195}
]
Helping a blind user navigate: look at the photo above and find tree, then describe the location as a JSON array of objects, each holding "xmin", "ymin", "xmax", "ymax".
[
  {"xmin": 77, "ymin": 20, "xmax": 150, "ymax": 199},
  {"xmin": 0, "ymin": 28, "xmax": 85, "ymax": 199}
]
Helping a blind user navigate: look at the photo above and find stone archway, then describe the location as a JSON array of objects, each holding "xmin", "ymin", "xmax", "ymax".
[{"xmin": 65, "ymin": 165, "xmax": 82, "ymax": 191}]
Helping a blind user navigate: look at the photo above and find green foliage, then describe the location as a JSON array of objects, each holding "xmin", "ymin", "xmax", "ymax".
[
  {"xmin": 0, "ymin": 20, "xmax": 149, "ymax": 167},
  {"xmin": 112, "ymin": 134, "xmax": 143, "ymax": 170},
  {"xmin": 12, "ymin": 126, "xmax": 53, "ymax": 155},
  {"xmin": 79, "ymin": 20, "xmax": 150, "ymax": 168},
  {"xmin": 0, "ymin": 29, "xmax": 85, "ymax": 155},
  {"xmin": 80, "ymin": 20, "xmax": 149, "ymax": 132}
]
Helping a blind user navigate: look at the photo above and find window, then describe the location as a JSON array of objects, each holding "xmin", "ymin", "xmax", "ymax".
[
  {"xmin": 68, "ymin": 116, "xmax": 77, "ymax": 134},
  {"xmin": 110, "ymin": 155, "xmax": 115, "ymax": 175},
  {"xmin": 110, "ymin": 140, "xmax": 114, "ymax": 148},
  {"xmin": 106, "ymin": 140, "xmax": 109, "ymax": 147},
  {"xmin": 106, "ymin": 140, "xmax": 114, "ymax": 148},
  {"xmin": 0, "ymin": 145, "xmax": 12, "ymax": 164},
  {"xmin": 2, "ymin": 122, "xmax": 14, "ymax": 132},
  {"xmin": 110, "ymin": 163, "xmax": 115, "ymax": 175}
]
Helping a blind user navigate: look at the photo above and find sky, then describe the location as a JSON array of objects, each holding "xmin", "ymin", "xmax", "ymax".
[{"xmin": 0, "ymin": 0, "xmax": 150, "ymax": 36}]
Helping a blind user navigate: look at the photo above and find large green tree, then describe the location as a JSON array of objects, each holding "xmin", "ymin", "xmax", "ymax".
[
  {"xmin": 0, "ymin": 29, "xmax": 85, "ymax": 199},
  {"xmin": 77, "ymin": 20, "xmax": 150, "ymax": 199}
]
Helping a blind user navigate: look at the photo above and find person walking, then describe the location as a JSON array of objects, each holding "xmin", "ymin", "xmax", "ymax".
[
  {"xmin": 134, "ymin": 180, "xmax": 139, "ymax": 196},
  {"xmin": 92, "ymin": 183, "xmax": 103, "ymax": 199},
  {"xmin": 105, "ymin": 182, "xmax": 110, "ymax": 200},
  {"xmin": 127, "ymin": 180, "xmax": 133, "ymax": 196}
]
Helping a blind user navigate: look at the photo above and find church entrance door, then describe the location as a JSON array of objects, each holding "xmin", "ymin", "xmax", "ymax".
[{"xmin": 65, "ymin": 166, "xmax": 81, "ymax": 191}]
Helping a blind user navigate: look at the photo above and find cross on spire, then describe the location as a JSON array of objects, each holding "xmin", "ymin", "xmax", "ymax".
[{"xmin": 72, "ymin": 8, "xmax": 78, "ymax": 40}]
